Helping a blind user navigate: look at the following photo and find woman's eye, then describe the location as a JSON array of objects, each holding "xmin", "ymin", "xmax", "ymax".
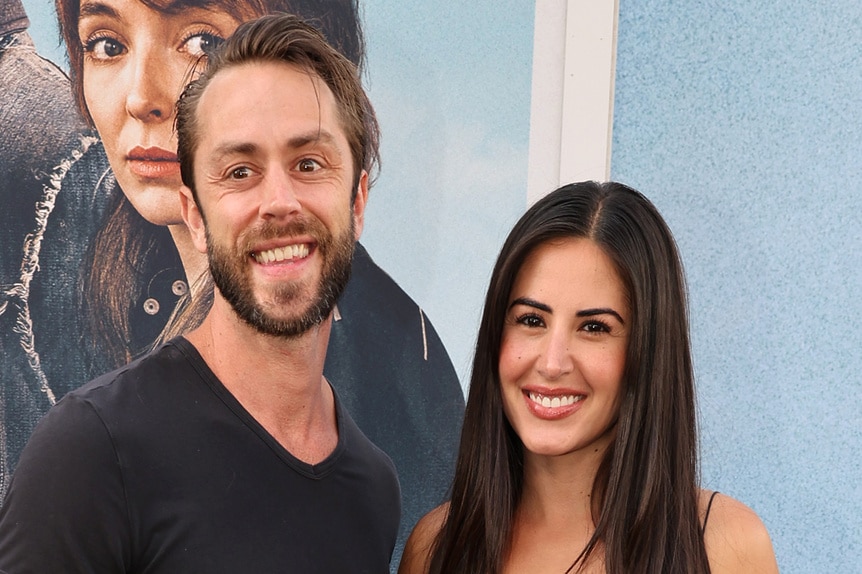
[
  {"xmin": 296, "ymin": 158, "xmax": 322, "ymax": 172},
  {"xmin": 84, "ymin": 37, "xmax": 126, "ymax": 60},
  {"xmin": 582, "ymin": 320, "xmax": 610, "ymax": 334},
  {"xmin": 516, "ymin": 314, "xmax": 544, "ymax": 328},
  {"xmin": 184, "ymin": 33, "xmax": 224, "ymax": 57}
]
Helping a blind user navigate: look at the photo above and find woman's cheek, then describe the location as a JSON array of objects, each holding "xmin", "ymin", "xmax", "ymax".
[{"xmin": 499, "ymin": 332, "xmax": 530, "ymax": 384}]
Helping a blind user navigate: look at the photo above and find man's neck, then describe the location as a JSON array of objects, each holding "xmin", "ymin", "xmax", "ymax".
[{"xmin": 185, "ymin": 296, "xmax": 338, "ymax": 464}]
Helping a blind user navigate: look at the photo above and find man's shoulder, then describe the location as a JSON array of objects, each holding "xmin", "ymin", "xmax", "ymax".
[
  {"xmin": 24, "ymin": 338, "xmax": 210, "ymax": 473},
  {"xmin": 67, "ymin": 338, "xmax": 200, "ymax": 415}
]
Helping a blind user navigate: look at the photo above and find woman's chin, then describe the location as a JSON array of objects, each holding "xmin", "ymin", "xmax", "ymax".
[
  {"xmin": 116, "ymin": 176, "xmax": 185, "ymax": 226},
  {"xmin": 128, "ymin": 194, "xmax": 185, "ymax": 227}
]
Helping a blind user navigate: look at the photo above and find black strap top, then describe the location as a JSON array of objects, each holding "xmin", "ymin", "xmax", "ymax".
[{"xmin": 702, "ymin": 490, "xmax": 720, "ymax": 534}]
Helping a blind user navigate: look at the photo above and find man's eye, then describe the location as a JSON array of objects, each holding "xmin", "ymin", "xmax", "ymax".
[
  {"xmin": 84, "ymin": 37, "xmax": 126, "ymax": 60},
  {"xmin": 297, "ymin": 159, "xmax": 322, "ymax": 172},
  {"xmin": 230, "ymin": 167, "xmax": 251, "ymax": 179},
  {"xmin": 184, "ymin": 32, "xmax": 224, "ymax": 57}
]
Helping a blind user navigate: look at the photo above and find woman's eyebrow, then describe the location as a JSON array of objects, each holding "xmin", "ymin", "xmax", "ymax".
[
  {"xmin": 577, "ymin": 308, "xmax": 625, "ymax": 324},
  {"xmin": 508, "ymin": 297, "xmax": 551, "ymax": 313},
  {"xmin": 79, "ymin": 1, "xmax": 119, "ymax": 19}
]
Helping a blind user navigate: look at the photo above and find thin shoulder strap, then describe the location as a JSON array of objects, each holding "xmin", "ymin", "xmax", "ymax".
[{"xmin": 701, "ymin": 490, "xmax": 720, "ymax": 534}]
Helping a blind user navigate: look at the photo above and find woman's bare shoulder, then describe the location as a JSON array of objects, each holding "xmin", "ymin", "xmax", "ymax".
[
  {"xmin": 398, "ymin": 502, "xmax": 450, "ymax": 574},
  {"xmin": 700, "ymin": 490, "xmax": 779, "ymax": 574}
]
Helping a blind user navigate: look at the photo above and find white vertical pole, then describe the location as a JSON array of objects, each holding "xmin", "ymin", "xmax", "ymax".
[{"xmin": 527, "ymin": 0, "xmax": 620, "ymax": 204}]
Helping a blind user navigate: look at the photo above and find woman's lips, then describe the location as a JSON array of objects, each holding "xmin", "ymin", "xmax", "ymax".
[
  {"xmin": 522, "ymin": 388, "xmax": 586, "ymax": 420},
  {"xmin": 126, "ymin": 146, "xmax": 180, "ymax": 179}
]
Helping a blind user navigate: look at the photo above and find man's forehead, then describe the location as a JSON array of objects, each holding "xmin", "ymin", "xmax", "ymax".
[
  {"xmin": 207, "ymin": 131, "xmax": 341, "ymax": 161},
  {"xmin": 207, "ymin": 61, "xmax": 340, "ymax": 113},
  {"xmin": 206, "ymin": 60, "xmax": 325, "ymax": 97},
  {"xmin": 193, "ymin": 62, "xmax": 349, "ymax": 160},
  {"xmin": 197, "ymin": 61, "xmax": 333, "ymax": 120}
]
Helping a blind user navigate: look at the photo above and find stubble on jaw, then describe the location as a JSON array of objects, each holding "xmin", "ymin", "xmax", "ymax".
[{"xmin": 206, "ymin": 215, "xmax": 354, "ymax": 338}]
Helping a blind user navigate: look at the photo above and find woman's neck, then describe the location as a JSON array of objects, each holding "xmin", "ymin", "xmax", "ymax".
[
  {"xmin": 519, "ymin": 435, "xmax": 610, "ymax": 527},
  {"xmin": 504, "ymin": 437, "xmax": 613, "ymax": 574}
]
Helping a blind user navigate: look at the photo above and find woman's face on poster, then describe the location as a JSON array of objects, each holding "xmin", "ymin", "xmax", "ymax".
[{"xmin": 77, "ymin": 0, "xmax": 249, "ymax": 226}]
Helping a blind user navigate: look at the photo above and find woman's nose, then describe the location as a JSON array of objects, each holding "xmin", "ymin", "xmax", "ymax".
[
  {"xmin": 537, "ymin": 331, "xmax": 574, "ymax": 380},
  {"xmin": 125, "ymin": 45, "xmax": 177, "ymax": 123}
]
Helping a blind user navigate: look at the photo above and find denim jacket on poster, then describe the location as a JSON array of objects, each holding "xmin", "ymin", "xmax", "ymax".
[{"xmin": 0, "ymin": 25, "xmax": 110, "ymax": 492}]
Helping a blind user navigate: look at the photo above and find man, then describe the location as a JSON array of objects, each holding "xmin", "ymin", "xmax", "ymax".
[{"xmin": 0, "ymin": 15, "xmax": 400, "ymax": 572}]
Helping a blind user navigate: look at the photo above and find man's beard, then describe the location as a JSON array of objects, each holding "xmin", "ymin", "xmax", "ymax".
[{"xmin": 206, "ymin": 215, "xmax": 354, "ymax": 338}]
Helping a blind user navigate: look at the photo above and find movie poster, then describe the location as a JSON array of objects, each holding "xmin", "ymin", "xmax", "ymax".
[{"xmin": 1, "ymin": 0, "xmax": 535, "ymax": 566}]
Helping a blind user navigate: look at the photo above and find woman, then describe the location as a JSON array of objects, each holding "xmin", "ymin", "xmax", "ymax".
[{"xmin": 400, "ymin": 181, "xmax": 779, "ymax": 573}]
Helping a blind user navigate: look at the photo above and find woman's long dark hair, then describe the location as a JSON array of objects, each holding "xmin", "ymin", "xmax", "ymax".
[
  {"xmin": 79, "ymin": 189, "xmax": 177, "ymax": 371},
  {"xmin": 428, "ymin": 181, "xmax": 709, "ymax": 573},
  {"xmin": 55, "ymin": 0, "xmax": 367, "ymax": 369}
]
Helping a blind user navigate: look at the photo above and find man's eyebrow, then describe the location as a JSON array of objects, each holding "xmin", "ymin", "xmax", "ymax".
[
  {"xmin": 286, "ymin": 130, "xmax": 340, "ymax": 151},
  {"xmin": 209, "ymin": 141, "xmax": 259, "ymax": 162},
  {"xmin": 206, "ymin": 130, "xmax": 343, "ymax": 164},
  {"xmin": 577, "ymin": 308, "xmax": 625, "ymax": 325}
]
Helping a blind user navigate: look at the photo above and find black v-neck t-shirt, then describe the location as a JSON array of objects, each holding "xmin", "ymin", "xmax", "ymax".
[{"xmin": 0, "ymin": 338, "xmax": 400, "ymax": 573}]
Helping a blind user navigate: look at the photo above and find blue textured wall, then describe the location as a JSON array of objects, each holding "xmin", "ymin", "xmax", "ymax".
[{"xmin": 612, "ymin": 2, "xmax": 862, "ymax": 571}]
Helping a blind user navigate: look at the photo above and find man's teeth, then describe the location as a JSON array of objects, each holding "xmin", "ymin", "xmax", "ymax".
[
  {"xmin": 254, "ymin": 244, "xmax": 310, "ymax": 263},
  {"xmin": 528, "ymin": 392, "xmax": 583, "ymax": 408}
]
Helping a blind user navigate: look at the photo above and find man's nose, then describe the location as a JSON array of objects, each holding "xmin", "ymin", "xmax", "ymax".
[{"xmin": 259, "ymin": 169, "xmax": 302, "ymax": 219}]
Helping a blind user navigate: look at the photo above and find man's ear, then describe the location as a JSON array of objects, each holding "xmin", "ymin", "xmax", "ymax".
[
  {"xmin": 352, "ymin": 170, "xmax": 369, "ymax": 241},
  {"xmin": 180, "ymin": 185, "xmax": 208, "ymax": 254}
]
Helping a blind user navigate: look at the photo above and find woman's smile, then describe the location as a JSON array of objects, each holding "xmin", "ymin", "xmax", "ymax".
[{"xmin": 522, "ymin": 388, "xmax": 586, "ymax": 420}]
